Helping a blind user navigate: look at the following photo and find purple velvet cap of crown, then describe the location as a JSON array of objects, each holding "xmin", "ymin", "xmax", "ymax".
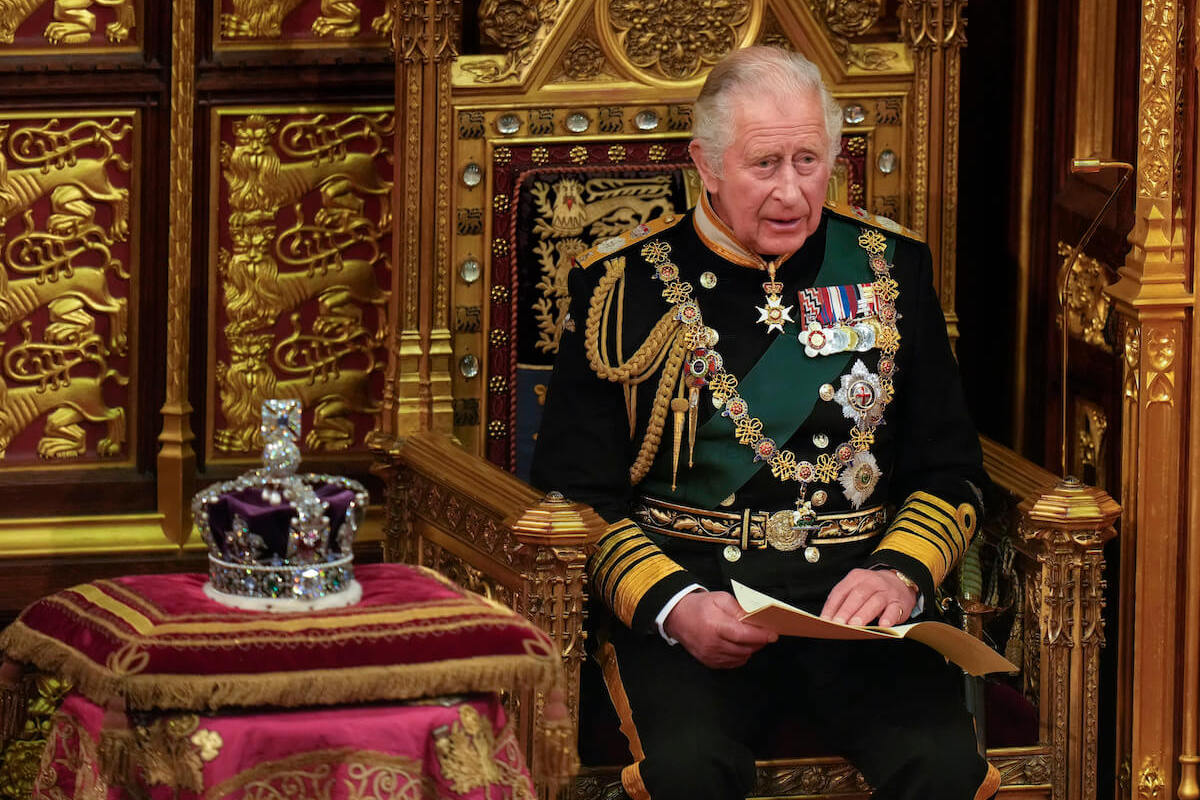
[{"xmin": 205, "ymin": 482, "xmax": 357, "ymax": 562}]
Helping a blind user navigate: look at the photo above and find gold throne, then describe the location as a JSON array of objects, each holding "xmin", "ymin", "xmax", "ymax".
[{"xmin": 373, "ymin": 1, "xmax": 1118, "ymax": 797}]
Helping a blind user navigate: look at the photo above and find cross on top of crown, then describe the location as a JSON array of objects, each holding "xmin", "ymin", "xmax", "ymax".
[{"xmin": 261, "ymin": 400, "xmax": 301, "ymax": 475}]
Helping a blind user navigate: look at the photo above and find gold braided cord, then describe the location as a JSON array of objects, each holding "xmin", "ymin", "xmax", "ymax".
[
  {"xmin": 629, "ymin": 329, "xmax": 687, "ymax": 485},
  {"xmin": 586, "ymin": 258, "xmax": 681, "ymax": 384}
]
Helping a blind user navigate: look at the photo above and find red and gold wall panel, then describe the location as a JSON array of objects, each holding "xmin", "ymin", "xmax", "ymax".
[
  {"xmin": 213, "ymin": 0, "xmax": 390, "ymax": 50},
  {"xmin": 0, "ymin": 0, "xmax": 141, "ymax": 53},
  {"xmin": 0, "ymin": 110, "xmax": 139, "ymax": 470},
  {"xmin": 206, "ymin": 106, "xmax": 393, "ymax": 464}
]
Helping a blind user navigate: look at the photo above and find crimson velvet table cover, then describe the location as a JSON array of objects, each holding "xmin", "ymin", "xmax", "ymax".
[
  {"xmin": 38, "ymin": 691, "xmax": 534, "ymax": 800},
  {"xmin": 0, "ymin": 563, "xmax": 571, "ymax": 797}
]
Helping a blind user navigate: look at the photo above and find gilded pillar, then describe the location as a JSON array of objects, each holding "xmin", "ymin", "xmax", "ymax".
[
  {"xmin": 1104, "ymin": 1, "xmax": 1192, "ymax": 798},
  {"xmin": 1019, "ymin": 480, "xmax": 1120, "ymax": 800},
  {"xmin": 1178, "ymin": 6, "xmax": 1200, "ymax": 800},
  {"xmin": 157, "ymin": 0, "xmax": 197, "ymax": 544},
  {"xmin": 386, "ymin": 0, "xmax": 461, "ymax": 437},
  {"xmin": 900, "ymin": 0, "xmax": 967, "ymax": 341}
]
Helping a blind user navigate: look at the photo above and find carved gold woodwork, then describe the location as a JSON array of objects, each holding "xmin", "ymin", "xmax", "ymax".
[
  {"xmin": 1056, "ymin": 241, "xmax": 1115, "ymax": 352},
  {"xmin": 379, "ymin": 430, "xmax": 1106, "ymax": 800},
  {"xmin": 208, "ymin": 109, "xmax": 393, "ymax": 461},
  {"xmin": 0, "ymin": 112, "xmax": 137, "ymax": 468},
  {"xmin": 1018, "ymin": 478, "xmax": 1119, "ymax": 800},
  {"xmin": 216, "ymin": 0, "xmax": 391, "ymax": 46},
  {"xmin": 0, "ymin": 0, "xmax": 138, "ymax": 50},
  {"xmin": 598, "ymin": 0, "xmax": 756, "ymax": 83},
  {"xmin": 370, "ymin": 429, "xmax": 599, "ymax": 796},
  {"xmin": 1072, "ymin": 399, "xmax": 1108, "ymax": 488},
  {"xmin": 158, "ymin": 0, "xmax": 198, "ymax": 545}
]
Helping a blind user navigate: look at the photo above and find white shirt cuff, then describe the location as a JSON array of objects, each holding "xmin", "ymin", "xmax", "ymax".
[{"xmin": 655, "ymin": 583, "xmax": 704, "ymax": 644}]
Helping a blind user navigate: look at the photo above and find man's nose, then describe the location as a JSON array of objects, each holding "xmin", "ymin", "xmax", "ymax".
[{"xmin": 774, "ymin": 167, "xmax": 806, "ymax": 206}]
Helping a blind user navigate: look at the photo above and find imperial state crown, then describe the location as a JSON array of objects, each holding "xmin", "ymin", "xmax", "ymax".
[{"xmin": 191, "ymin": 400, "xmax": 368, "ymax": 610}]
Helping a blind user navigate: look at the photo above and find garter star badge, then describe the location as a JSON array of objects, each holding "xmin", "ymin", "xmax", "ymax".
[{"xmin": 833, "ymin": 360, "xmax": 885, "ymax": 426}]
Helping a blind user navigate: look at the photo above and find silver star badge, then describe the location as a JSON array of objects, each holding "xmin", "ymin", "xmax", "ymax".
[{"xmin": 756, "ymin": 296, "xmax": 795, "ymax": 334}]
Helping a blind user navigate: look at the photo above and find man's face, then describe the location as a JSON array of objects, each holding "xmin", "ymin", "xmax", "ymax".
[{"xmin": 691, "ymin": 91, "xmax": 832, "ymax": 256}]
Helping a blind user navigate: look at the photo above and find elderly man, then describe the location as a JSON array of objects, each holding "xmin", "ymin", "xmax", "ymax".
[{"xmin": 531, "ymin": 47, "xmax": 997, "ymax": 800}]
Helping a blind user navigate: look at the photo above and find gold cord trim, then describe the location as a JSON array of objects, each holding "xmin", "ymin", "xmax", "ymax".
[{"xmin": 597, "ymin": 642, "xmax": 645, "ymax": 762}]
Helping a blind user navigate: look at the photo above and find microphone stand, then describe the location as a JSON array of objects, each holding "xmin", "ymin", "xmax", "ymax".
[{"xmin": 1056, "ymin": 159, "xmax": 1133, "ymax": 480}]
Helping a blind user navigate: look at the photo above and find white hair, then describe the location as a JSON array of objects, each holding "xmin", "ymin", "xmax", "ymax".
[{"xmin": 692, "ymin": 46, "xmax": 843, "ymax": 176}]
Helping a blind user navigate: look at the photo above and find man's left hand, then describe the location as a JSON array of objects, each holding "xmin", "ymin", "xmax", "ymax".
[{"xmin": 820, "ymin": 568, "xmax": 918, "ymax": 627}]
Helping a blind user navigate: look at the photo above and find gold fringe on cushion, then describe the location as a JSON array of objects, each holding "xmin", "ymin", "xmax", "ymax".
[{"xmin": 0, "ymin": 622, "xmax": 563, "ymax": 715}]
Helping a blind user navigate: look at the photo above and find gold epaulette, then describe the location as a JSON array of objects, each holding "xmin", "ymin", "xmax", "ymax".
[
  {"xmin": 571, "ymin": 212, "xmax": 687, "ymax": 270},
  {"xmin": 823, "ymin": 199, "xmax": 924, "ymax": 242}
]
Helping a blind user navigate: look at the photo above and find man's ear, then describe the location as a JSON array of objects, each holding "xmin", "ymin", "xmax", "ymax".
[{"xmin": 688, "ymin": 140, "xmax": 722, "ymax": 195}]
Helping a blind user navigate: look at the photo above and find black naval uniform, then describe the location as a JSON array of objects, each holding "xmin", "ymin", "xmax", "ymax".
[{"xmin": 531, "ymin": 195, "xmax": 999, "ymax": 800}]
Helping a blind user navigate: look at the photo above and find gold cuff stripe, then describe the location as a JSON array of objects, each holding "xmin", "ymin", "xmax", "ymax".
[
  {"xmin": 908, "ymin": 492, "xmax": 969, "ymax": 543},
  {"xmin": 873, "ymin": 538, "xmax": 950, "ymax": 586},
  {"xmin": 598, "ymin": 641, "xmax": 645, "ymax": 761},
  {"xmin": 888, "ymin": 516, "xmax": 955, "ymax": 563},
  {"xmin": 593, "ymin": 529, "xmax": 644, "ymax": 567},
  {"xmin": 597, "ymin": 543, "xmax": 658, "ymax": 600},
  {"xmin": 907, "ymin": 497, "xmax": 969, "ymax": 551},
  {"xmin": 622, "ymin": 762, "xmax": 652, "ymax": 800},
  {"xmin": 604, "ymin": 551, "xmax": 663, "ymax": 609},
  {"xmin": 595, "ymin": 535, "xmax": 654, "ymax": 583},
  {"xmin": 611, "ymin": 555, "xmax": 685, "ymax": 627}
]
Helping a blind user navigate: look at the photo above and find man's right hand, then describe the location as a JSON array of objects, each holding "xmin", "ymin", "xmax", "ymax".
[{"xmin": 663, "ymin": 590, "xmax": 778, "ymax": 669}]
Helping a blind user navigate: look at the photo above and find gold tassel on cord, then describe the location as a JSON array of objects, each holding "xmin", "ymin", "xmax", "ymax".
[
  {"xmin": 533, "ymin": 687, "xmax": 579, "ymax": 794},
  {"xmin": 669, "ymin": 398, "xmax": 688, "ymax": 491},
  {"xmin": 687, "ymin": 386, "xmax": 699, "ymax": 468}
]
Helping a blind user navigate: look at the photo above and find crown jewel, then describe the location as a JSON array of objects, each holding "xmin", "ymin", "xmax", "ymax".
[{"xmin": 192, "ymin": 400, "xmax": 367, "ymax": 610}]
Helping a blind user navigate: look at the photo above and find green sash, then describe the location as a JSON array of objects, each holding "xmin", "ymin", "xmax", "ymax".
[{"xmin": 641, "ymin": 217, "xmax": 895, "ymax": 507}]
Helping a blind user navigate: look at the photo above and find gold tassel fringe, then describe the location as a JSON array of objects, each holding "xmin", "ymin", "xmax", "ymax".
[
  {"xmin": 0, "ymin": 623, "xmax": 562, "ymax": 715},
  {"xmin": 532, "ymin": 687, "xmax": 579, "ymax": 793}
]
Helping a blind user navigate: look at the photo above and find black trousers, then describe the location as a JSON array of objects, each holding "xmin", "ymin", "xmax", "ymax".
[
  {"xmin": 598, "ymin": 624, "xmax": 998, "ymax": 800},
  {"xmin": 591, "ymin": 537, "xmax": 998, "ymax": 800}
]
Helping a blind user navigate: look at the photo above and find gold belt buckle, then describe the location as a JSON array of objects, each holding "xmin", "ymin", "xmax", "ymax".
[{"xmin": 764, "ymin": 510, "xmax": 815, "ymax": 552}]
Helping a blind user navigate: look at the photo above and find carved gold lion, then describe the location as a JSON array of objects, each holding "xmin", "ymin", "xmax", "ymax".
[
  {"xmin": 0, "ymin": 0, "xmax": 135, "ymax": 45},
  {"xmin": 0, "ymin": 368, "xmax": 126, "ymax": 459},
  {"xmin": 222, "ymin": 115, "xmax": 391, "ymax": 229}
]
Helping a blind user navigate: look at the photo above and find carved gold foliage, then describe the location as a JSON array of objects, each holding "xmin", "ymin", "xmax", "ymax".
[
  {"xmin": 220, "ymin": 0, "xmax": 390, "ymax": 41},
  {"xmin": 812, "ymin": 0, "xmax": 882, "ymax": 38},
  {"xmin": 1136, "ymin": 0, "xmax": 1176, "ymax": 199},
  {"xmin": 462, "ymin": 0, "xmax": 560, "ymax": 83},
  {"xmin": 0, "ymin": 0, "xmax": 135, "ymax": 46},
  {"xmin": 527, "ymin": 175, "xmax": 676, "ymax": 354},
  {"xmin": 214, "ymin": 111, "xmax": 393, "ymax": 454},
  {"xmin": 1144, "ymin": 326, "xmax": 1175, "ymax": 407},
  {"xmin": 603, "ymin": 0, "xmax": 751, "ymax": 80},
  {"xmin": 1057, "ymin": 242, "xmax": 1115, "ymax": 351},
  {"xmin": 0, "ymin": 115, "xmax": 134, "ymax": 463},
  {"xmin": 562, "ymin": 35, "xmax": 608, "ymax": 81},
  {"xmin": 1124, "ymin": 324, "xmax": 1140, "ymax": 399},
  {"xmin": 1138, "ymin": 755, "xmax": 1165, "ymax": 800},
  {"xmin": 1073, "ymin": 399, "xmax": 1108, "ymax": 483}
]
